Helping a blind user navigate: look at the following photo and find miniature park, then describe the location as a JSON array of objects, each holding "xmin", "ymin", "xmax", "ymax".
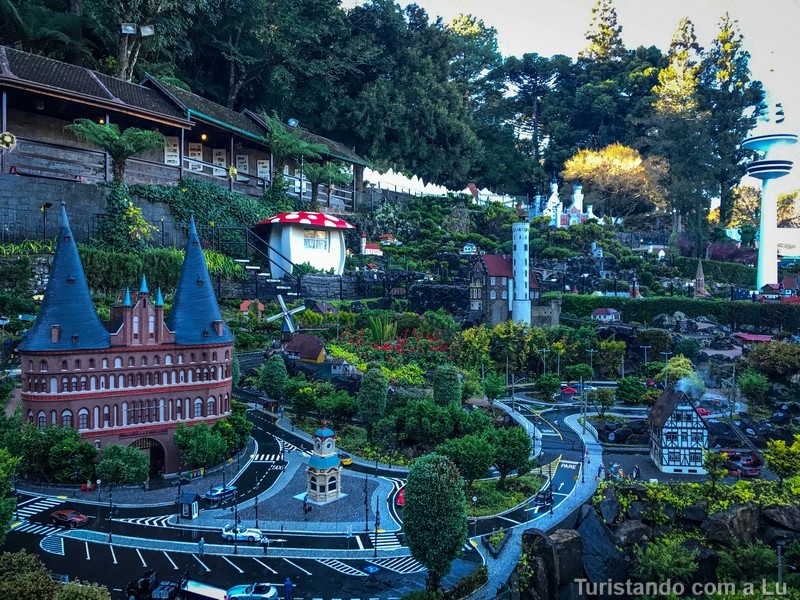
[{"xmin": 1, "ymin": 1, "xmax": 800, "ymax": 599}]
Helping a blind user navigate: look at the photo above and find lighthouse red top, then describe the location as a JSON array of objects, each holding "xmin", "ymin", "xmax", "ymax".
[{"xmin": 257, "ymin": 212, "xmax": 355, "ymax": 229}]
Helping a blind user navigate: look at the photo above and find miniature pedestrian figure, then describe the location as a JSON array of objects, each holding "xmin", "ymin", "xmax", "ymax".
[
  {"xmin": 596, "ymin": 465, "xmax": 603, "ymax": 481},
  {"xmin": 198, "ymin": 537, "xmax": 205, "ymax": 557},
  {"xmin": 284, "ymin": 577, "xmax": 294, "ymax": 600}
]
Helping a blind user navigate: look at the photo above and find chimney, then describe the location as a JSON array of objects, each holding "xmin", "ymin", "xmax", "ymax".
[
  {"xmin": 51, "ymin": 325, "xmax": 60, "ymax": 343},
  {"xmin": 213, "ymin": 320, "xmax": 224, "ymax": 336}
]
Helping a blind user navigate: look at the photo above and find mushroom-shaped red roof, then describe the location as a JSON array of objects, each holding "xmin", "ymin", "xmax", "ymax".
[{"xmin": 257, "ymin": 212, "xmax": 355, "ymax": 229}]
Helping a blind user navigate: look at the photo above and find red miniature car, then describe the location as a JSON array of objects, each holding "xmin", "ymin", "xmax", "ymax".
[
  {"xmin": 742, "ymin": 453, "xmax": 763, "ymax": 467},
  {"xmin": 51, "ymin": 509, "xmax": 89, "ymax": 528},
  {"xmin": 396, "ymin": 487, "xmax": 405, "ymax": 507},
  {"xmin": 696, "ymin": 407, "xmax": 711, "ymax": 416},
  {"xmin": 740, "ymin": 468, "xmax": 761, "ymax": 478}
]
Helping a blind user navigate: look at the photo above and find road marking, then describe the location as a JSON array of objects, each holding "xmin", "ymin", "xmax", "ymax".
[
  {"xmin": 317, "ymin": 559, "xmax": 367, "ymax": 577},
  {"xmin": 356, "ymin": 535, "xmax": 364, "ymax": 550},
  {"xmin": 136, "ymin": 548, "xmax": 147, "ymax": 567},
  {"xmin": 558, "ymin": 483, "xmax": 564, "ymax": 491},
  {"xmin": 222, "ymin": 556, "xmax": 244, "ymax": 574},
  {"xmin": 163, "ymin": 551, "xmax": 178, "ymax": 570},
  {"xmin": 283, "ymin": 558, "xmax": 312, "ymax": 575},
  {"xmin": 110, "ymin": 545, "xmax": 117, "ymax": 565},
  {"xmin": 497, "ymin": 515, "xmax": 521, "ymax": 525},
  {"xmin": 252, "ymin": 558, "xmax": 277, "ymax": 574},
  {"xmin": 192, "ymin": 554, "xmax": 211, "ymax": 572},
  {"xmin": 369, "ymin": 556, "xmax": 426, "ymax": 574},
  {"xmin": 85, "ymin": 542, "xmax": 90, "ymax": 560}
]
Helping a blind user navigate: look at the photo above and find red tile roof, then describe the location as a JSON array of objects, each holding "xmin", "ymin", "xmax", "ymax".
[
  {"xmin": 782, "ymin": 276, "xmax": 798, "ymax": 289},
  {"xmin": 480, "ymin": 255, "xmax": 540, "ymax": 290},
  {"xmin": 592, "ymin": 308, "xmax": 621, "ymax": 316},
  {"xmin": 732, "ymin": 333, "xmax": 773, "ymax": 343}
]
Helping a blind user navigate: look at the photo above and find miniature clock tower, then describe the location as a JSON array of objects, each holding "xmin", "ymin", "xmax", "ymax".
[{"xmin": 306, "ymin": 423, "xmax": 342, "ymax": 503}]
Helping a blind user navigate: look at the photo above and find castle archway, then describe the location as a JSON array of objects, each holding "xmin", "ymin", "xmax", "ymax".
[{"xmin": 129, "ymin": 437, "xmax": 166, "ymax": 477}]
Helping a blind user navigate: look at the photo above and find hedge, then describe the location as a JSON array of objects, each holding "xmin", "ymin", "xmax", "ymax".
[
  {"xmin": 549, "ymin": 293, "xmax": 800, "ymax": 332},
  {"xmin": 671, "ymin": 257, "xmax": 756, "ymax": 288}
]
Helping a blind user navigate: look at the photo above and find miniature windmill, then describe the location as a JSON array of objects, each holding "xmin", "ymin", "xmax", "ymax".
[{"xmin": 266, "ymin": 295, "xmax": 305, "ymax": 341}]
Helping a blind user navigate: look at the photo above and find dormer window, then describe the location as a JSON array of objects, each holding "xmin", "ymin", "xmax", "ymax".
[
  {"xmin": 196, "ymin": 277, "xmax": 203, "ymax": 287},
  {"xmin": 71, "ymin": 334, "xmax": 79, "ymax": 343},
  {"xmin": 67, "ymin": 275, "xmax": 75, "ymax": 285},
  {"xmin": 64, "ymin": 235, "xmax": 71, "ymax": 242}
]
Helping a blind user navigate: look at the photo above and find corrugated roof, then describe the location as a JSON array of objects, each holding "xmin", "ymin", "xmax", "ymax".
[
  {"xmin": 19, "ymin": 204, "xmax": 110, "ymax": 352},
  {"xmin": 0, "ymin": 46, "xmax": 186, "ymax": 122},
  {"xmin": 166, "ymin": 216, "xmax": 234, "ymax": 346}
]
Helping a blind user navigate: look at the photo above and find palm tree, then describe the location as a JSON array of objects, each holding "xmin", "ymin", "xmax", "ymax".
[
  {"xmin": 303, "ymin": 161, "xmax": 351, "ymax": 211},
  {"xmin": 65, "ymin": 119, "xmax": 167, "ymax": 184}
]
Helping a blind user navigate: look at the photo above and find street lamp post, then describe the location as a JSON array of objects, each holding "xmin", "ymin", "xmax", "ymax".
[
  {"xmin": 364, "ymin": 472, "xmax": 369, "ymax": 532},
  {"xmin": 108, "ymin": 484, "xmax": 114, "ymax": 542},
  {"xmin": 548, "ymin": 462, "xmax": 554, "ymax": 515},
  {"xmin": 539, "ymin": 348, "xmax": 549, "ymax": 375},
  {"xmin": 587, "ymin": 349, "xmax": 597, "ymax": 381},
  {"xmin": 255, "ymin": 494, "xmax": 260, "ymax": 530},
  {"xmin": 580, "ymin": 378, "xmax": 587, "ymax": 484},
  {"xmin": 13, "ymin": 476, "xmax": 17, "ymax": 520},
  {"xmin": 640, "ymin": 345, "xmax": 651, "ymax": 372},
  {"xmin": 660, "ymin": 351, "xmax": 673, "ymax": 389}
]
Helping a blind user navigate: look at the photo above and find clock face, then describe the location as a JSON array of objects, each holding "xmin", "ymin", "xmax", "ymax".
[
  {"xmin": 324, "ymin": 440, "xmax": 333, "ymax": 452},
  {"xmin": 315, "ymin": 440, "xmax": 321, "ymax": 452}
]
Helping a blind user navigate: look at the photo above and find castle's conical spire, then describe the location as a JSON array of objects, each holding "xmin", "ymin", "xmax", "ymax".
[
  {"xmin": 123, "ymin": 288, "xmax": 132, "ymax": 306},
  {"xmin": 155, "ymin": 287, "xmax": 164, "ymax": 306},
  {"xmin": 139, "ymin": 274, "xmax": 149, "ymax": 295},
  {"xmin": 166, "ymin": 214, "xmax": 233, "ymax": 345},
  {"xmin": 19, "ymin": 203, "xmax": 110, "ymax": 351}
]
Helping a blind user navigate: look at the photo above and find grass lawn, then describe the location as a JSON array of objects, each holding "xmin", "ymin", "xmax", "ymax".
[{"xmin": 467, "ymin": 474, "xmax": 547, "ymax": 517}]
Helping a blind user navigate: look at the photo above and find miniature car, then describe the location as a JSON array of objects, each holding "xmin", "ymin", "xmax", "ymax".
[
  {"xmin": 695, "ymin": 407, "xmax": 711, "ymax": 416},
  {"xmin": 740, "ymin": 468, "xmax": 761, "ymax": 478},
  {"xmin": 742, "ymin": 453, "xmax": 763, "ymax": 467},
  {"xmin": 222, "ymin": 524, "xmax": 263, "ymax": 542},
  {"xmin": 339, "ymin": 454, "xmax": 353, "ymax": 466},
  {"xmin": 533, "ymin": 491, "xmax": 552, "ymax": 507},
  {"xmin": 396, "ymin": 487, "xmax": 405, "ymax": 507},
  {"xmin": 227, "ymin": 582, "xmax": 278, "ymax": 600},
  {"xmin": 50, "ymin": 509, "xmax": 89, "ymax": 528},
  {"xmin": 205, "ymin": 485, "xmax": 237, "ymax": 501}
]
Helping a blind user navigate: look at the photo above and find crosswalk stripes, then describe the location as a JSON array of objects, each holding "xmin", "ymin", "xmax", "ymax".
[
  {"xmin": 115, "ymin": 516, "xmax": 172, "ymax": 527},
  {"xmin": 16, "ymin": 496, "xmax": 64, "ymax": 519},
  {"xmin": 371, "ymin": 532, "xmax": 402, "ymax": 550},
  {"xmin": 11, "ymin": 521, "xmax": 61, "ymax": 536},
  {"xmin": 251, "ymin": 453, "xmax": 282, "ymax": 463},
  {"xmin": 278, "ymin": 439, "xmax": 312, "ymax": 457},
  {"xmin": 316, "ymin": 559, "xmax": 367, "ymax": 577},
  {"xmin": 40, "ymin": 534, "xmax": 65, "ymax": 556},
  {"xmin": 368, "ymin": 556, "xmax": 425, "ymax": 574}
]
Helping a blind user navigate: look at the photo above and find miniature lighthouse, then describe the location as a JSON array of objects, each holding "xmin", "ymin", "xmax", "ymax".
[
  {"xmin": 511, "ymin": 220, "xmax": 531, "ymax": 325},
  {"xmin": 744, "ymin": 104, "xmax": 797, "ymax": 290}
]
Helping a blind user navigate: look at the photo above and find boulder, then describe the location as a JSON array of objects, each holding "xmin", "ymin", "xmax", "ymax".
[
  {"xmin": 613, "ymin": 520, "xmax": 651, "ymax": 547},
  {"xmin": 626, "ymin": 501, "xmax": 647, "ymax": 521},
  {"xmin": 550, "ymin": 529, "xmax": 585, "ymax": 585},
  {"xmin": 521, "ymin": 529, "xmax": 558, "ymax": 600},
  {"xmin": 577, "ymin": 506, "xmax": 626, "ymax": 583},
  {"xmin": 763, "ymin": 505, "xmax": 800, "ymax": 533},
  {"xmin": 618, "ymin": 485, "xmax": 647, "ymax": 501},
  {"xmin": 597, "ymin": 489, "xmax": 622, "ymax": 525},
  {"xmin": 609, "ymin": 428, "xmax": 631, "ymax": 444},
  {"xmin": 701, "ymin": 505, "xmax": 761, "ymax": 546},
  {"xmin": 519, "ymin": 555, "xmax": 551, "ymax": 600},
  {"xmin": 683, "ymin": 539, "xmax": 718, "ymax": 584},
  {"xmin": 760, "ymin": 525, "xmax": 800, "ymax": 545},
  {"xmin": 681, "ymin": 504, "xmax": 708, "ymax": 523},
  {"xmin": 628, "ymin": 420, "xmax": 648, "ymax": 434}
]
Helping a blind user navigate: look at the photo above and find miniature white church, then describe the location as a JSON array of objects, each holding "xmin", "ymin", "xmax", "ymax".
[
  {"xmin": 306, "ymin": 424, "xmax": 342, "ymax": 503},
  {"xmin": 533, "ymin": 180, "xmax": 597, "ymax": 228}
]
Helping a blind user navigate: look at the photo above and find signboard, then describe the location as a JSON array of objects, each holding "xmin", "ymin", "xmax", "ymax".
[
  {"xmin": 364, "ymin": 566, "xmax": 379, "ymax": 574},
  {"xmin": 188, "ymin": 143, "xmax": 203, "ymax": 172},
  {"xmin": 256, "ymin": 159, "xmax": 270, "ymax": 180},
  {"xmin": 212, "ymin": 149, "xmax": 227, "ymax": 177},
  {"xmin": 235, "ymin": 154, "xmax": 249, "ymax": 174},
  {"xmin": 164, "ymin": 137, "xmax": 180, "ymax": 166}
]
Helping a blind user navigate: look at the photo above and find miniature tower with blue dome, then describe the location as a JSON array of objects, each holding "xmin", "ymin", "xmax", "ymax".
[{"xmin": 306, "ymin": 423, "xmax": 342, "ymax": 503}]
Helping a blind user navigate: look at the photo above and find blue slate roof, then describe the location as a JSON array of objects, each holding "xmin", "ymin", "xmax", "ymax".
[
  {"xmin": 315, "ymin": 428, "xmax": 335, "ymax": 438},
  {"xmin": 19, "ymin": 204, "xmax": 110, "ymax": 352},
  {"xmin": 166, "ymin": 216, "xmax": 234, "ymax": 346},
  {"xmin": 308, "ymin": 455, "xmax": 341, "ymax": 470}
]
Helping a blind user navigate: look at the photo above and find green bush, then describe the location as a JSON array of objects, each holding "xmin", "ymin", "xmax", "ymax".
[{"xmin": 444, "ymin": 565, "xmax": 488, "ymax": 600}]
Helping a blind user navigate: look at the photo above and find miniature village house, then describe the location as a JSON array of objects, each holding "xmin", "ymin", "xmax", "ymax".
[
  {"xmin": 649, "ymin": 388, "xmax": 709, "ymax": 475},
  {"xmin": 18, "ymin": 206, "xmax": 234, "ymax": 475},
  {"xmin": 591, "ymin": 308, "xmax": 621, "ymax": 323}
]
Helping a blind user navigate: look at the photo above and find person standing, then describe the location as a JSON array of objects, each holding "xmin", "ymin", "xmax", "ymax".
[
  {"xmin": 198, "ymin": 537, "xmax": 205, "ymax": 557},
  {"xmin": 284, "ymin": 577, "xmax": 293, "ymax": 600}
]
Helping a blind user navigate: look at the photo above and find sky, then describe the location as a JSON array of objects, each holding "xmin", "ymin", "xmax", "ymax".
[{"xmin": 344, "ymin": 0, "xmax": 800, "ymax": 193}]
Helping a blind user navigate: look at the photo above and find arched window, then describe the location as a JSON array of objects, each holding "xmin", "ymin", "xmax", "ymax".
[
  {"xmin": 154, "ymin": 355, "xmax": 160, "ymax": 366},
  {"xmin": 27, "ymin": 410, "xmax": 33, "ymax": 423},
  {"xmin": 137, "ymin": 373, "xmax": 143, "ymax": 386},
  {"xmin": 133, "ymin": 316, "xmax": 139, "ymax": 338},
  {"xmin": 190, "ymin": 353, "xmax": 196, "ymax": 363},
  {"xmin": 39, "ymin": 360, "xmax": 47, "ymax": 372},
  {"xmin": 175, "ymin": 399, "xmax": 182, "ymax": 420},
  {"xmin": 62, "ymin": 410, "xmax": 73, "ymax": 428},
  {"xmin": 93, "ymin": 406, "xmax": 99, "ymax": 429},
  {"xmin": 501, "ymin": 289, "xmax": 507, "ymax": 300},
  {"xmin": 489, "ymin": 290, "xmax": 497, "ymax": 300},
  {"xmin": 61, "ymin": 360, "xmax": 67, "ymax": 371},
  {"xmin": 144, "ymin": 400, "xmax": 151, "ymax": 423},
  {"xmin": 212, "ymin": 352, "xmax": 217, "ymax": 362},
  {"xmin": 179, "ymin": 371, "xmax": 185, "ymax": 384},
  {"xmin": 207, "ymin": 397, "xmax": 215, "ymax": 416},
  {"xmin": 146, "ymin": 373, "xmax": 151, "ymax": 386},
  {"xmin": 50, "ymin": 410, "xmax": 56, "ymax": 424},
  {"xmin": 94, "ymin": 440, "xmax": 101, "ymax": 449},
  {"xmin": 80, "ymin": 376, "xmax": 87, "ymax": 391},
  {"xmin": 114, "ymin": 357, "xmax": 122, "ymax": 368},
  {"xmin": 127, "ymin": 374, "xmax": 134, "ymax": 387},
  {"xmin": 75, "ymin": 359, "xmax": 81, "ymax": 370},
  {"xmin": 90, "ymin": 376, "xmax": 97, "ymax": 391},
  {"xmin": 78, "ymin": 409, "xmax": 89, "ymax": 430},
  {"xmin": 155, "ymin": 372, "xmax": 161, "ymax": 385},
  {"xmin": 225, "ymin": 350, "xmax": 230, "ymax": 360},
  {"xmin": 50, "ymin": 378, "xmax": 57, "ymax": 394},
  {"xmin": 165, "ymin": 354, "xmax": 173, "ymax": 365},
  {"xmin": 121, "ymin": 402, "xmax": 128, "ymax": 426},
  {"xmin": 193, "ymin": 398, "xmax": 203, "ymax": 418},
  {"xmin": 148, "ymin": 315, "xmax": 155, "ymax": 336},
  {"xmin": 103, "ymin": 405, "xmax": 109, "ymax": 427},
  {"xmin": 128, "ymin": 357, "xmax": 135, "ymax": 367},
  {"xmin": 102, "ymin": 358, "xmax": 109, "ymax": 369},
  {"xmin": 159, "ymin": 399, "xmax": 165, "ymax": 422},
  {"xmin": 100, "ymin": 375, "xmax": 106, "ymax": 390},
  {"xmin": 113, "ymin": 405, "xmax": 119, "ymax": 427},
  {"xmin": 141, "ymin": 356, "xmax": 148, "ymax": 367},
  {"xmin": 89, "ymin": 359, "xmax": 95, "ymax": 369},
  {"xmin": 178, "ymin": 354, "xmax": 184, "ymax": 365},
  {"xmin": 37, "ymin": 411, "xmax": 46, "ymax": 429},
  {"xmin": 70, "ymin": 377, "xmax": 78, "ymax": 392},
  {"xmin": 328, "ymin": 476, "xmax": 337, "ymax": 491}
]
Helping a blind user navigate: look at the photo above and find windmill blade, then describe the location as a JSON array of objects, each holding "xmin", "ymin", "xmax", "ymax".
[
  {"xmin": 286, "ymin": 317, "xmax": 297, "ymax": 334},
  {"xmin": 277, "ymin": 295, "xmax": 289, "ymax": 313},
  {"xmin": 265, "ymin": 313, "xmax": 282, "ymax": 323},
  {"xmin": 288, "ymin": 306, "xmax": 306, "ymax": 315}
]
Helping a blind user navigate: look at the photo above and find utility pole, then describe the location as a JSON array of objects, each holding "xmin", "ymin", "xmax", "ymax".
[
  {"xmin": 539, "ymin": 348, "xmax": 549, "ymax": 375},
  {"xmin": 364, "ymin": 472, "xmax": 369, "ymax": 532},
  {"xmin": 587, "ymin": 349, "xmax": 597, "ymax": 382},
  {"xmin": 581, "ymin": 377, "xmax": 587, "ymax": 484},
  {"xmin": 661, "ymin": 351, "xmax": 673, "ymax": 389}
]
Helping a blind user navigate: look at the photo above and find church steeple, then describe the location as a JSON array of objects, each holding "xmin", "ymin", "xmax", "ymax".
[
  {"xmin": 19, "ymin": 203, "xmax": 110, "ymax": 351},
  {"xmin": 139, "ymin": 274, "xmax": 149, "ymax": 295},
  {"xmin": 166, "ymin": 215, "xmax": 233, "ymax": 345}
]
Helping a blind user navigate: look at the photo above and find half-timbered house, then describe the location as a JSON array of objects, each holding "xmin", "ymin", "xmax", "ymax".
[{"xmin": 649, "ymin": 389, "xmax": 709, "ymax": 474}]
